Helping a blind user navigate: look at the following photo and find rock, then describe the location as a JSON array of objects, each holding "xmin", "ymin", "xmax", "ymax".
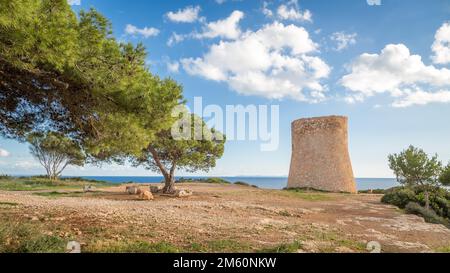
[
  {"xmin": 139, "ymin": 191, "xmax": 154, "ymax": 201},
  {"xmin": 150, "ymin": 185, "xmax": 163, "ymax": 194},
  {"xmin": 126, "ymin": 186, "xmax": 142, "ymax": 195},
  {"xmin": 31, "ymin": 216, "xmax": 39, "ymax": 221},
  {"xmin": 175, "ymin": 189, "xmax": 193, "ymax": 198},
  {"xmin": 66, "ymin": 241, "xmax": 81, "ymax": 253},
  {"xmin": 83, "ymin": 185, "xmax": 96, "ymax": 193}
]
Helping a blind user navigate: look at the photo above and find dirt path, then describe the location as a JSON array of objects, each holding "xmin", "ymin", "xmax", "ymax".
[{"xmin": 0, "ymin": 183, "xmax": 449, "ymax": 253}]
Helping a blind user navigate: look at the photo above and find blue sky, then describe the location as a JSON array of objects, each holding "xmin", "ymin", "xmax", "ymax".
[{"xmin": 1, "ymin": 0, "xmax": 450, "ymax": 178}]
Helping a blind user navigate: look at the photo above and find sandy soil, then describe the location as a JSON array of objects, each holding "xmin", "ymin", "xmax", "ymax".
[{"xmin": 1, "ymin": 183, "xmax": 449, "ymax": 253}]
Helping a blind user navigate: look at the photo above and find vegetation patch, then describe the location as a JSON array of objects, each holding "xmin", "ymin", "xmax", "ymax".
[
  {"xmin": 382, "ymin": 186, "xmax": 450, "ymax": 223},
  {"xmin": 435, "ymin": 246, "xmax": 450, "ymax": 253},
  {"xmin": 234, "ymin": 181, "xmax": 259, "ymax": 188},
  {"xmin": 0, "ymin": 219, "xmax": 65, "ymax": 253},
  {"xmin": 281, "ymin": 189, "xmax": 335, "ymax": 201},
  {"xmin": 405, "ymin": 202, "xmax": 449, "ymax": 227},
  {"xmin": 206, "ymin": 239, "xmax": 251, "ymax": 252},
  {"xmin": 0, "ymin": 202, "xmax": 18, "ymax": 207},
  {"xmin": 358, "ymin": 189, "xmax": 386, "ymax": 194},
  {"xmin": 177, "ymin": 177, "xmax": 231, "ymax": 185},
  {"xmin": 0, "ymin": 177, "xmax": 113, "ymax": 191},
  {"xmin": 257, "ymin": 241, "xmax": 302, "ymax": 253},
  {"xmin": 85, "ymin": 241, "xmax": 180, "ymax": 253}
]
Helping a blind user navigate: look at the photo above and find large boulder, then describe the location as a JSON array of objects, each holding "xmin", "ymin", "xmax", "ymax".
[
  {"xmin": 139, "ymin": 191, "xmax": 154, "ymax": 201},
  {"xmin": 175, "ymin": 189, "xmax": 193, "ymax": 198},
  {"xmin": 126, "ymin": 186, "xmax": 142, "ymax": 195}
]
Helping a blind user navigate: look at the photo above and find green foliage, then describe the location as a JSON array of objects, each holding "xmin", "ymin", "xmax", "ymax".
[
  {"xmin": 381, "ymin": 187, "xmax": 418, "ymax": 209},
  {"xmin": 177, "ymin": 177, "xmax": 231, "ymax": 184},
  {"xmin": 0, "ymin": 176, "xmax": 112, "ymax": 191},
  {"xmin": 388, "ymin": 146, "xmax": 442, "ymax": 188},
  {"xmin": 28, "ymin": 132, "xmax": 85, "ymax": 180},
  {"xmin": 205, "ymin": 178, "xmax": 231, "ymax": 184},
  {"xmin": 439, "ymin": 163, "xmax": 450, "ymax": 186},
  {"xmin": 234, "ymin": 181, "xmax": 258, "ymax": 188},
  {"xmin": 405, "ymin": 202, "xmax": 449, "ymax": 227},
  {"xmin": 0, "ymin": 221, "xmax": 65, "ymax": 253},
  {"xmin": 0, "ymin": 0, "xmax": 183, "ymax": 163},
  {"xmin": 0, "ymin": 174, "xmax": 11, "ymax": 180},
  {"xmin": 133, "ymin": 113, "xmax": 225, "ymax": 192},
  {"xmin": 382, "ymin": 186, "xmax": 450, "ymax": 220},
  {"xmin": 282, "ymin": 189, "xmax": 335, "ymax": 201}
]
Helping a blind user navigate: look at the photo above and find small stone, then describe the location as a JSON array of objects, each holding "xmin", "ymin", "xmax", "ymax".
[
  {"xmin": 31, "ymin": 216, "xmax": 39, "ymax": 221},
  {"xmin": 175, "ymin": 189, "xmax": 193, "ymax": 198},
  {"xmin": 83, "ymin": 185, "xmax": 96, "ymax": 193}
]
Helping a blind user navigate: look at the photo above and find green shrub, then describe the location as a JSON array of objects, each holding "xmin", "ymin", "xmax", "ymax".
[
  {"xmin": 234, "ymin": 181, "xmax": 258, "ymax": 188},
  {"xmin": 381, "ymin": 187, "xmax": 417, "ymax": 208},
  {"xmin": 382, "ymin": 187, "xmax": 450, "ymax": 223},
  {"xmin": 177, "ymin": 177, "xmax": 231, "ymax": 184},
  {"xmin": 0, "ymin": 222, "xmax": 65, "ymax": 253},
  {"xmin": 205, "ymin": 178, "xmax": 231, "ymax": 184},
  {"xmin": 405, "ymin": 202, "xmax": 449, "ymax": 227}
]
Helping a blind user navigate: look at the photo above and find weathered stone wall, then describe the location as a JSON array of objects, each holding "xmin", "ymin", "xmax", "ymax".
[{"xmin": 287, "ymin": 116, "xmax": 357, "ymax": 193}]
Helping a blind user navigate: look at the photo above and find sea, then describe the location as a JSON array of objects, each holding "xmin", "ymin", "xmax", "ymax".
[{"xmin": 77, "ymin": 176, "xmax": 399, "ymax": 191}]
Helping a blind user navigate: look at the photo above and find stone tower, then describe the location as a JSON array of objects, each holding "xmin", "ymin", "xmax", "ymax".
[{"xmin": 287, "ymin": 116, "xmax": 357, "ymax": 193}]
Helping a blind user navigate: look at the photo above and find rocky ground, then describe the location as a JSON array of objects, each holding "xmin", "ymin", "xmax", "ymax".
[{"xmin": 0, "ymin": 183, "xmax": 449, "ymax": 253}]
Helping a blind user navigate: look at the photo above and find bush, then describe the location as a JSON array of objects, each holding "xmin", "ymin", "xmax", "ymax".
[
  {"xmin": 381, "ymin": 187, "xmax": 417, "ymax": 208},
  {"xmin": 0, "ymin": 174, "xmax": 11, "ymax": 180},
  {"xmin": 405, "ymin": 202, "xmax": 449, "ymax": 227},
  {"xmin": 382, "ymin": 187, "xmax": 450, "ymax": 220},
  {"xmin": 178, "ymin": 177, "xmax": 231, "ymax": 184},
  {"xmin": 234, "ymin": 181, "xmax": 258, "ymax": 188}
]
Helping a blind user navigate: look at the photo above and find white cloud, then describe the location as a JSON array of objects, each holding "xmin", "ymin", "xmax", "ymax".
[
  {"xmin": 181, "ymin": 22, "xmax": 330, "ymax": 102},
  {"xmin": 125, "ymin": 24, "xmax": 159, "ymax": 38},
  {"xmin": 367, "ymin": 0, "xmax": 381, "ymax": 6},
  {"xmin": 276, "ymin": 0, "xmax": 312, "ymax": 22},
  {"xmin": 167, "ymin": 61, "xmax": 180, "ymax": 73},
  {"xmin": 166, "ymin": 6, "xmax": 201, "ymax": 23},
  {"xmin": 392, "ymin": 89, "xmax": 450, "ymax": 108},
  {"xmin": 431, "ymin": 22, "xmax": 450, "ymax": 65},
  {"xmin": 262, "ymin": 1, "xmax": 273, "ymax": 17},
  {"xmin": 341, "ymin": 44, "xmax": 450, "ymax": 106},
  {"xmin": 167, "ymin": 32, "xmax": 186, "ymax": 46},
  {"xmin": 67, "ymin": 0, "xmax": 81, "ymax": 5},
  {"xmin": 330, "ymin": 31, "xmax": 357, "ymax": 51},
  {"xmin": 14, "ymin": 160, "xmax": 40, "ymax": 170},
  {"xmin": 166, "ymin": 11, "xmax": 244, "ymax": 45},
  {"xmin": 0, "ymin": 148, "xmax": 10, "ymax": 157},
  {"xmin": 194, "ymin": 10, "xmax": 244, "ymax": 40}
]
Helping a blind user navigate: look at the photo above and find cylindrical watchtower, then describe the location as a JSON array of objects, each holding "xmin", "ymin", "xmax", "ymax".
[{"xmin": 287, "ymin": 116, "xmax": 357, "ymax": 193}]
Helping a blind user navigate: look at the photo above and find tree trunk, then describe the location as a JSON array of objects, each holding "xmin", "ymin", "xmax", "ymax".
[
  {"xmin": 424, "ymin": 190, "xmax": 430, "ymax": 210},
  {"xmin": 163, "ymin": 175, "xmax": 176, "ymax": 194},
  {"xmin": 148, "ymin": 145, "xmax": 177, "ymax": 194}
]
